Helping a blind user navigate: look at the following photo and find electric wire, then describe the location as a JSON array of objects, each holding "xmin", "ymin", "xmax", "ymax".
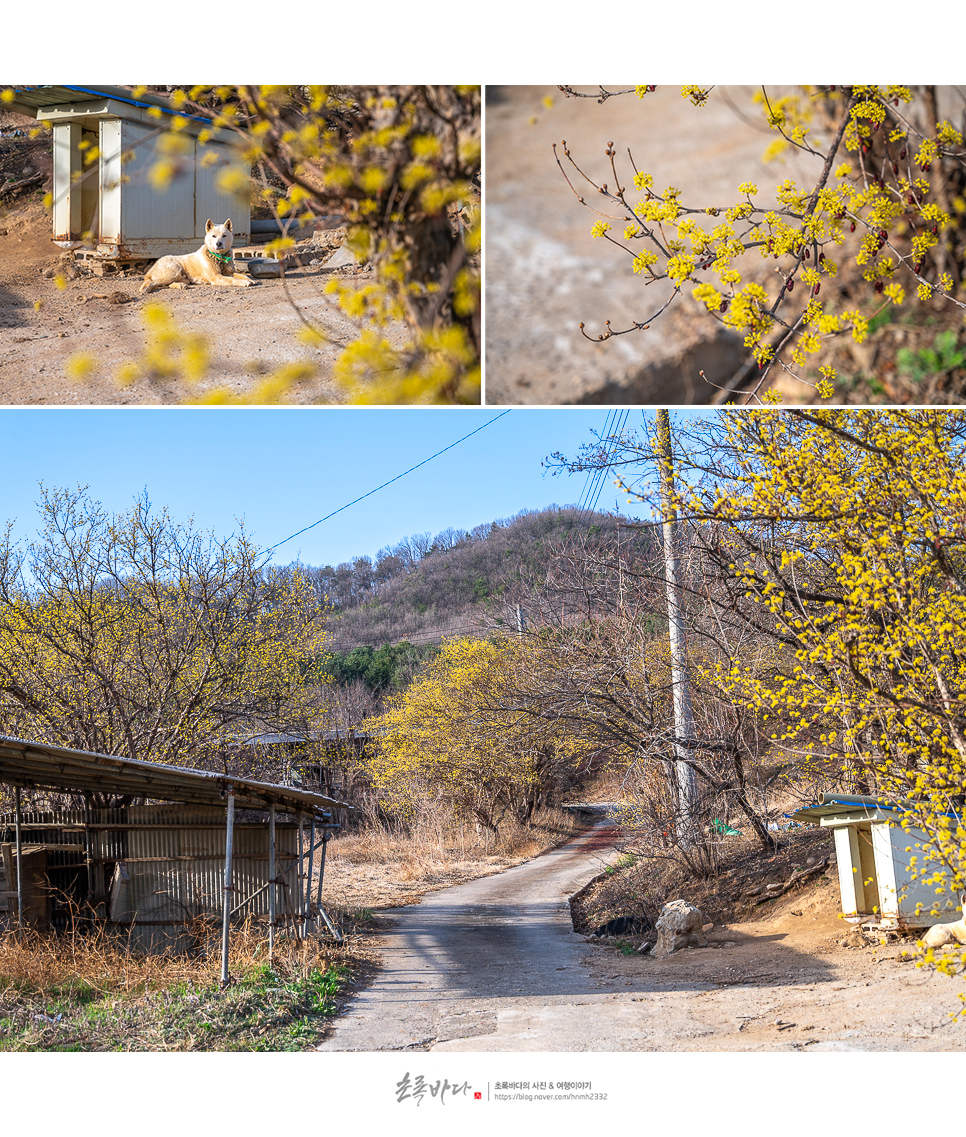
[{"xmin": 262, "ymin": 410, "xmax": 512, "ymax": 559}]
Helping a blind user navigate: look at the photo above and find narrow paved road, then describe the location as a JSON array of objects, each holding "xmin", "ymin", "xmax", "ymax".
[
  {"xmin": 319, "ymin": 817, "xmax": 966, "ymax": 1052},
  {"xmin": 319, "ymin": 819, "xmax": 624, "ymax": 1051}
]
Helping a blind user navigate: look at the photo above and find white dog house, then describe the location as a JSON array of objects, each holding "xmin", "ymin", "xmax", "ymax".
[
  {"xmin": 792, "ymin": 793, "xmax": 962, "ymax": 931},
  {"xmin": 9, "ymin": 85, "xmax": 250, "ymax": 260}
]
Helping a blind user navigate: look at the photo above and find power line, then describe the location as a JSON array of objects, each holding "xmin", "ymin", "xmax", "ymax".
[
  {"xmin": 575, "ymin": 408, "xmax": 628, "ymax": 526},
  {"xmin": 574, "ymin": 409, "xmax": 614, "ymax": 521},
  {"xmin": 262, "ymin": 410, "xmax": 513, "ymax": 558},
  {"xmin": 587, "ymin": 408, "xmax": 628, "ymax": 516}
]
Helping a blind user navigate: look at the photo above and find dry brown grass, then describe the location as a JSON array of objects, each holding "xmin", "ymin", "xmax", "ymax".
[
  {"xmin": 320, "ymin": 806, "xmax": 586, "ymax": 914},
  {"xmin": 0, "ymin": 915, "xmax": 360, "ymax": 1052},
  {"xmin": 0, "ymin": 913, "xmax": 346, "ymax": 999},
  {"xmin": 331, "ymin": 807, "xmax": 580, "ymax": 873}
]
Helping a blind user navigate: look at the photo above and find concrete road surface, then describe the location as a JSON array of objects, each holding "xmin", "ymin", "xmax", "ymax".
[
  {"xmin": 319, "ymin": 814, "xmax": 966, "ymax": 1053},
  {"xmin": 318, "ymin": 819, "xmax": 625, "ymax": 1052}
]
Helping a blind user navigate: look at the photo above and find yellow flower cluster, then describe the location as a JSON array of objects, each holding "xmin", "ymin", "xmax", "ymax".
[{"xmin": 565, "ymin": 84, "xmax": 966, "ymax": 400}]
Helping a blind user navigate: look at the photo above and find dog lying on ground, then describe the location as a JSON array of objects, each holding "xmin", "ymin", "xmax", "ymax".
[
  {"xmin": 139, "ymin": 219, "xmax": 256, "ymax": 295},
  {"xmin": 920, "ymin": 891, "xmax": 966, "ymax": 948}
]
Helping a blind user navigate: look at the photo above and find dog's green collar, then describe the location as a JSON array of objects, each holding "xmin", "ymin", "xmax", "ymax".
[{"xmin": 206, "ymin": 247, "xmax": 233, "ymax": 266}]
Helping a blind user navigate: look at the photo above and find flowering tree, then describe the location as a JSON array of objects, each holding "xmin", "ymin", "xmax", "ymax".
[
  {"xmin": 557, "ymin": 86, "xmax": 966, "ymax": 402},
  {"xmin": 0, "ymin": 487, "xmax": 327, "ymax": 796},
  {"xmin": 365, "ymin": 636, "xmax": 592, "ymax": 834},
  {"xmin": 675, "ymin": 411, "xmax": 966, "ymax": 889}
]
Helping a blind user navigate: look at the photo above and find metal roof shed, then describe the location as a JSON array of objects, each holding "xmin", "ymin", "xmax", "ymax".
[
  {"xmin": 792, "ymin": 793, "xmax": 962, "ymax": 931},
  {"xmin": 0, "ymin": 735, "xmax": 350, "ymax": 979},
  {"xmin": 8, "ymin": 85, "xmax": 250, "ymax": 260}
]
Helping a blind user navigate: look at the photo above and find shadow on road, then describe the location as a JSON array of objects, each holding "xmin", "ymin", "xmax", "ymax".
[{"xmin": 373, "ymin": 896, "xmax": 838, "ymax": 1005}]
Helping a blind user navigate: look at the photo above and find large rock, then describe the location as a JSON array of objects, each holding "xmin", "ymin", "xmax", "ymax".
[{"xmin": 647, "ymin": 899, "xmax": 708, "ymax": 959}]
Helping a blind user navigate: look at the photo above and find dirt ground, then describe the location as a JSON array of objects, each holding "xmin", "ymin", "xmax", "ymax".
[
  {"xmin": 0, "ymin": 199, "xmax": 406, "ymax": 405},
  {"xmin": 321, "ymin": 823, "xmax": 966, "ymax": 1051},
  {"xmin": 571, "ymin": 874, "xmax": 966, "ymax": 1052}
]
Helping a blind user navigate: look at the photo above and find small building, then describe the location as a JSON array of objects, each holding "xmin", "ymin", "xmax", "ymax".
[
  {"xmin": 792, "ymin": 792, "xmax": 962, "ymax": 931},
  {"xmin": 0, "ymin": 735, "xmax": 349, "ymax": 971},
  {"xmin": 7, "ymin": 85, "xmax": 250, "ymax": 261}
]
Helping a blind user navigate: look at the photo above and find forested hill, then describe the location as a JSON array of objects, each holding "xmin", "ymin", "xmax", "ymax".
[{"xmin": 286, "ymin": 505, "xmax": 654, "ymax": 652}]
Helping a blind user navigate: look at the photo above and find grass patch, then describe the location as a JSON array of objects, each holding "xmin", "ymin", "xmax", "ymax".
[{"xmin": 0, "ymin": 921, "xmax": 352, "ymax": 1052}]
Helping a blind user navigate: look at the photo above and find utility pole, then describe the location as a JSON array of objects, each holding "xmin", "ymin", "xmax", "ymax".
[{"xmin": 655, "ymin": 409, "xmax": 698, "ymax": 840}]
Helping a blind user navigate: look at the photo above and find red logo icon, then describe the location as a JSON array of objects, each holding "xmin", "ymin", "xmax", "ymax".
[{"xmin": 474, "ymin": 1093, "xmax": 482, "ymax": 1100}]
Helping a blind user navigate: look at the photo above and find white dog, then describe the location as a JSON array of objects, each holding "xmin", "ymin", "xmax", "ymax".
[
  {"xmin": 920, "ymin": 891, "xmax": 966, "ymax": 948},
  {"xmin": 139, "ymin": 219, "xmax": 255, "ymax": 295}
]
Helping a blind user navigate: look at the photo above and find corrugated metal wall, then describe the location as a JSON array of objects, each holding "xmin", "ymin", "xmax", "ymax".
[
  {"xmin": 101, "ymin": 118, "xmax": 251, "ymax": 258},
  {"xmin": 0, "ymin": 805, "xmax": 310, "ymax": 952}
]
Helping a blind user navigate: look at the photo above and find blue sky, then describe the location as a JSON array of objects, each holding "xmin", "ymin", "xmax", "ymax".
[{"xmin": 0, "ymin": 407, "xmax": 680, "ymax": 568}]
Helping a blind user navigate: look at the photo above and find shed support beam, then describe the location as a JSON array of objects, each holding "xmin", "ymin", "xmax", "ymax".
[
  {"xmin": 305, "ymin": 815, "xmax": 316, "ymax": 925},
  {"xmin": 220, "ymin": 789, "xmax": 235, "ymax": 988},
  {"xmin": 316, "ymin": 830, "xmax": 327, "ymax": 910},
  {"xmin": 315, "ymin": 830, "xmax": 342, "ymax": 943},
  {"xmin": 268, "ymin": 805, "xmax": 276, "ymax": 962},
  {"xmin": 296, "ymin": 811, "xmax": 305, "ymax": 940},
  {"xmin": 14, "ymin": 786, "xmax": 22, "ymax": 930}
]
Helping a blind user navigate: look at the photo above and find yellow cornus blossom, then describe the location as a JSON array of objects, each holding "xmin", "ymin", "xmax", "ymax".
[
  {"xmin": 665, "ymin": 410, "xmax": 966, "ymax": 960},
  {"xmin": 557, "ymin": 85, "xmax": 966, "ymax": 402},
  {"xmin": 365, "ymin": 636, "xmax": 593, "ymax": 832}
]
